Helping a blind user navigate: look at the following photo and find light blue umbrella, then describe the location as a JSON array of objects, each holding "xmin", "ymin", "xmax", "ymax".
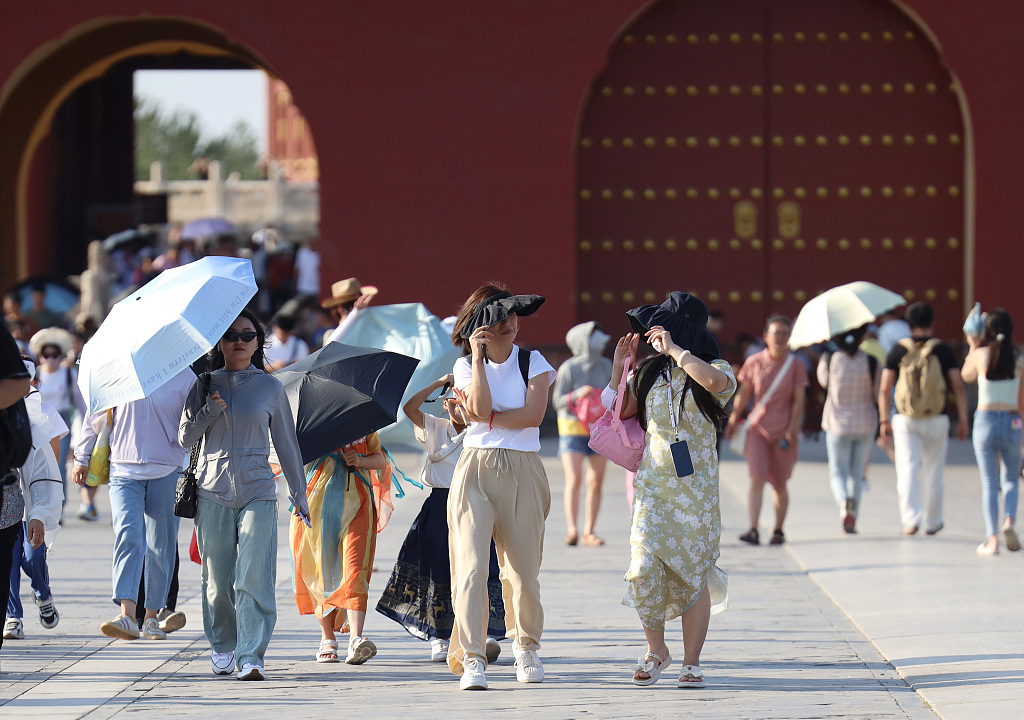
[
  {"xmin": 77, "ymin": 257, "xmax": 257, "ymax": 415},
  {"xmin": 338, "ymin": 303, "xmax": 461, "ymax": 449}
]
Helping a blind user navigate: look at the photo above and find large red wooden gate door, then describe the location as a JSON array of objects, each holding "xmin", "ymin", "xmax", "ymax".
[{"xmin": 576, "ymin": 0, "xmax": 967, "ymax": 345}]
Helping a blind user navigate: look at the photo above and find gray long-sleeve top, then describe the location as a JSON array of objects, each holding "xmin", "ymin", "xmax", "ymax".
[
  {"xmin": 553, "ymin": 321, "xmax": 613, "ymax": 421},
  {"xmin": 179, "ymin": 365, "xmax": 309, "ymax": 515}
]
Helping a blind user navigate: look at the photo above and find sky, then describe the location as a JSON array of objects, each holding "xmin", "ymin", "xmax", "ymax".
[{"xmin": 134, "ymin": 70, "xmax": 268, "ymax": 150}]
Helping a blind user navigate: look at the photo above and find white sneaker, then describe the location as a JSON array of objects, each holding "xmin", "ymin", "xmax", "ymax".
[
  {"xmin": 345, "ymin": 636, "xmax": 377, "ymax": 665},
  {"xmin": 211, "ymin": 651, "xmax": 235, "ymax": 675},
  {"xmin": 100, "ymin": 614, "xmax": 140, "ymax": 640},
  {"xmin": 237, "ymin": 663, "xmax": 265, "ymax": 681},
  {"xmin": 141, "ymin": 617, "xmax": 167, "ymax": 640},
  {"xmin": 157, "ymin": 608, "xmax": 186, "ymax": 633},
  {"xmin": 35, "ymin": 596, "xmax": 59, "ymax": 629},
  {"xmin": 430, "ymin": 638, "xmax": 449, "ymax": 662},
  {"xmin": 3, "ymin": 618, "xmax": 24, "ymax": 640},
  {"xmin": 513, "ymin": 646, "xmax": 544, "ymax": 683},
  {"xmin": 485, "ymin": 637, "xmax": 501, "ymax": 664},
  {"xmin": 459, "ymin": 656, "xmax": 488, "ymax": 690}
]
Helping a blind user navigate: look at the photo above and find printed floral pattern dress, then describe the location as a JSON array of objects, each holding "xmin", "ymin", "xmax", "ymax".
[{"xmin": 624, "ymin": 361, "xmax": 735, "ymax": 629}]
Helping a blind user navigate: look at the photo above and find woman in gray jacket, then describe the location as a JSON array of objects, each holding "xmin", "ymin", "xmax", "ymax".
[
  {"xmin": 553, "ymin": 322, "xmax": 612, "ymax": 546},
  {"xmin": 179, "ymin": 309, "xmax": 310, "ymax": 682}
]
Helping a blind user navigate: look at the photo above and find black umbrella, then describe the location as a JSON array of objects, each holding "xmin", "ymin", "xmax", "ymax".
[
  {"xmin": 275, "ymin": 342, "xmax": 420, "ymax": 464},
  {"xmin": 102, "ymin": 228, "xmax": 155, "ymax": 252}
]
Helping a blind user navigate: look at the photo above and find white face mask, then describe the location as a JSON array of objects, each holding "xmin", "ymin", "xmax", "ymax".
[{"xmin": 589, "ymin": 330, "xmax": 610, "ymax": 355}]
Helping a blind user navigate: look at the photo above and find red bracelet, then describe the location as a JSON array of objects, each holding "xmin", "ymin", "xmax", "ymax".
[{"xmin": 489, "ymin": 410, "xmax": 500, "ymax": 430}]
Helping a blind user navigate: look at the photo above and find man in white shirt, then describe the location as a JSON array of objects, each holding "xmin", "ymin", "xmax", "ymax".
[
  {"xmin": 265, "ymin": 315, "xmax": 310, "ymax": 372},
  {"xmin": 293, "ymin": 239, "xmax": 321, "ymax": 301},
  {"xmin": 877, "ymin": 309, "xmax": 911, "ymax": 354},
  {"xmin": 322, "ymin": 278, "xmax": 377, "ymax": 346}
]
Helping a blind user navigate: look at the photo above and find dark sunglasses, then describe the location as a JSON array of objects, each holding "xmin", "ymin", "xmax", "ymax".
[
  {"xmin": 41, "ymin": 353, "xmax": 62, "ymax": 360},
  {"xmin": 223, "ymin": 329, "xmax": 258, "ymax": 343}
]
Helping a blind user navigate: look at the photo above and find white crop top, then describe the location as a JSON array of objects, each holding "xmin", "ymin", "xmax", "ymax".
[{"xmin": 977, "ymin": 373, "xmax": 1020, "ymax": 407}]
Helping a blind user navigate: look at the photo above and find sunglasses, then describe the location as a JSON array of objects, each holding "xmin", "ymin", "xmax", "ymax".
[
  {"xmin": 41, "ymin": 353, "xmax": 62, "ymax": 360},
  {"xmin": 223, "ymin": 329, "xmax": 258, "ymax": 343}
]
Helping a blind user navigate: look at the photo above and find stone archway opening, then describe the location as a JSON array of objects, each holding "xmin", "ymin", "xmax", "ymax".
[{"xmin": 0, "ymin": 16, "xmax": 319, "ymax": 295}]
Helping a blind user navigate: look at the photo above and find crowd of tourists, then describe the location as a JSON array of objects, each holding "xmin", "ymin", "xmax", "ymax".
[{"xmin": 0, "ymin": 263, "xmax": 1019, "ymax": 689}]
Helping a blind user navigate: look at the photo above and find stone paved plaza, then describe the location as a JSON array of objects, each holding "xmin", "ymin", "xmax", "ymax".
[{"xmin": 1, "ymin": 440, "xmax": 1020, "ymax": 719}]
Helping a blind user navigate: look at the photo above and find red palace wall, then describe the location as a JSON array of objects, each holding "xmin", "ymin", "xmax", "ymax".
[{"xmin": 1, "ymin": 1, "xmax": 1022, "ymax": 345}]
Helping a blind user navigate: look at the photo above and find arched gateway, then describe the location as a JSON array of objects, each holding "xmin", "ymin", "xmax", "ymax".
[{"xmin": 0, "ymin": 17, "xmax": 274, "ymax": 291}]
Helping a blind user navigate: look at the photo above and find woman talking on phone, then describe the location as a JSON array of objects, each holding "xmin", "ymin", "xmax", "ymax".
[
  {"xmin": 179, "ymin": 309, "xmax": 310, "ymax": 681},
  {"xmin": 613, "ymin": 292, "xmax": 734, "ymax": 688},
  {"xmin": 446, "ymin": 283, "xmax": 555, "ymax": 691}
]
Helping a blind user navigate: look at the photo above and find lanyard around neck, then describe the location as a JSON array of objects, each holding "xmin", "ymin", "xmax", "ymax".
[{"xmin": 666, "ymin": 370, "xmax": 682, "ymax": 441}]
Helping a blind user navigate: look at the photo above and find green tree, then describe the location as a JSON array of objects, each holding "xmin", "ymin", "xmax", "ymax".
[
  {"xmin": 134, "ymin": 96, "xmax": 263, "ymax": 181},
  {"xmin": 134, "ymin": 96, "xmax": 202, "ymax": 181},
  {"xmin": 201, "ymin": 120, "xmax": 262, "ymax": 180}
]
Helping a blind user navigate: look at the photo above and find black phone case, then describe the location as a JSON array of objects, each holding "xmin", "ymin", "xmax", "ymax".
[{"xmin": 670, "ymin": 440, "xmax": 694, "ymax": 477}]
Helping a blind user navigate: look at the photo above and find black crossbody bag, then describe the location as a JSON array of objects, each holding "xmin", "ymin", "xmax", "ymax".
[{"xmin": 174, "ymin": 373, "xmax": 211, "ymax": 519}]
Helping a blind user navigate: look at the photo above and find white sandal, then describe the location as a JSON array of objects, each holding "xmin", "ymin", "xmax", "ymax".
[
  {"xmin": 677, "ymin": 664, "xmax": 705, "ymax": 688},
  {"xmin": 316, "ymin": 638, "xmax": 339, "ymax": 663},
  {"xmin": 631, "ymin": 651, "xmax": 672, "ymax": 686}
]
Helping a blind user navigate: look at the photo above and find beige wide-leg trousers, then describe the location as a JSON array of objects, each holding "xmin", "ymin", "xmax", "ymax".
[{"xmin": 447, "ymin": 447, "xmax": 550, "ymax": 674}]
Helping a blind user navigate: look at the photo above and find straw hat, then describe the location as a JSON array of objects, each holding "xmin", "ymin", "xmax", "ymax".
[
  {"xmin": 29, "ymin": 327, "xmax": 73, "ymax": 357},
  {"xmin": 321, "ymin": 278, "xmax": 378, "ymax": 309}
]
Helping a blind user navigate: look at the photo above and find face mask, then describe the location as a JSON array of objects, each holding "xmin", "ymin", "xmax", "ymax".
[{"xmin": 589, "ymin": 330, "xmax": 610, "ymax": 355}]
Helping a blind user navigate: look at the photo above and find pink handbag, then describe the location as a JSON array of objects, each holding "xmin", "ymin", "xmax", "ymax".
[
  {"xmin": 588, "ymin": 356, "xmax": 645, "ymax": 472},
  {"xmin": 567, "ymin": 386, "xmax": 606, "ymax": 430}
]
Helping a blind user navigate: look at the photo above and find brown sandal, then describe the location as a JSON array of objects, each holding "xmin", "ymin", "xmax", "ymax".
[
  {"xmin": 582, "ymin": 533, "xmax": 605, "ymax": 546},
  {"xmin": 565, "ymin": 530, "xmax": 579, "ymax": 546}
]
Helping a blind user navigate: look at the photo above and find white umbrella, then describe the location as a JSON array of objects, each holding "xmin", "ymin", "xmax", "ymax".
[
  {"xmin": 78, "ymin": 257, "xmax": 257, "ymax": 414},
  {"xmin": 789, "ymin": 281, "xmax": 906, "ymax": 349}
]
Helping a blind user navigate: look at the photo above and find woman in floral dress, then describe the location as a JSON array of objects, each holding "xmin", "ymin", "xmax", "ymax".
[{"xmin": 613, "ymin": 292, "xmax": 735, "ymax": 688}]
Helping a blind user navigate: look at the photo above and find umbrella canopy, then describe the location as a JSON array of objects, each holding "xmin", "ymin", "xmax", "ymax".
[
  {"xmin": 11, "ymin": 276, "xmax": 80, "ymax": 317},
  {"xmin": 789, "ymin": 281, "xmax": 906, "ymax": 349},
  {"xmin": 337, "ymin": 303, "xmax": 461, "ymax": 449},
  {"xmin": 274, "ymin": 342, "xmax": 420, "ymax": 464},
  {"xmin": 102, "ymin": 228, "xmax": 154, "ymax": 252},
  {"xmin": 78, "ymin": 257, "xmax": 257, "ymax": 414},
  {"xmin": 179, "ymin": 217, "xmax": 235, "ymax": 240}
]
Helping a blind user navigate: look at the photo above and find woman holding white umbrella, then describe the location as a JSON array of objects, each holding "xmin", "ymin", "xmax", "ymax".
[
  {"xmin": 179, "ymin": 309, "xmax": 310, "ymax": 681},
  {"xmin": 816, "ymin": 326, "xmax": 881, "ymax": 533}
]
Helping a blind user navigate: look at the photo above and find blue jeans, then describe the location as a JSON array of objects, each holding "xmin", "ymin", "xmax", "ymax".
[
  {"xmin": 107, "ymin": 471, "xmax": 180, "ymax": 608},
  {"xmin": 195, "ymin": 498, "xmax": 278, "ymax": 670},
  {"xmin": 7, "ymin": 522, "xmax": 51, "ymax": 618},
  {"xmin": 825, "ymin": 432, "xmax": 873, "ymax": 513},
  {"xmin": 971, "ymin": 410, "xmax": 1022, "ymax": 536}
]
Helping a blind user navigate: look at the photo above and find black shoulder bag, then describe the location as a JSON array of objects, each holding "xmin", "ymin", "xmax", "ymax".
[
  {"xmin": 174, "ymin": 373, "xmax": 211, "ymax": 519},
  {"xmin": 1, "ymin": 398, "xmax": 32, "ymax": 485}
]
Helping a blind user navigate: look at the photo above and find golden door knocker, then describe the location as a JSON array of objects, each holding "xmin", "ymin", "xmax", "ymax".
[
  {"xmin": 733, "ymin": 200, "xmax": 757, "ymax": 239},
  {"xmin": 777, "ymin": 200, "xmax": 800, "ymax": 239}
]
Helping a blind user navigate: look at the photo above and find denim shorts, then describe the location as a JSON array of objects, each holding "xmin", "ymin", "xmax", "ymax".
[{"xmin": 558, "ymin": 434, "xmax": 595, "ymax": 455}]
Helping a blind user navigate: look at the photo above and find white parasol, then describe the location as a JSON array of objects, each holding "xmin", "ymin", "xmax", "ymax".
[
  {"xmin": 78, "ymin": 256, "xmax": 257, "ymax": 414},
  {"xmin": 789, "ymin": 281, "xmax": 906, "ymax": 349}
]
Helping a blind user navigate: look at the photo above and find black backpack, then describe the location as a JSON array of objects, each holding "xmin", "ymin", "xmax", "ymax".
[{"xmin": 1, "ymin": 397, "xmax": 32, "ymax": 474}]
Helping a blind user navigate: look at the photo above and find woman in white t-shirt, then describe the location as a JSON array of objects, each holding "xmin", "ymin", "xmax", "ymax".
[
  {"xmin": 446, "ymin": 284, "xmax": 554, "ymax": 691},
  {"xmin": 375, "ymin": 375, "xmax": 506, "ymax": 664}
]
